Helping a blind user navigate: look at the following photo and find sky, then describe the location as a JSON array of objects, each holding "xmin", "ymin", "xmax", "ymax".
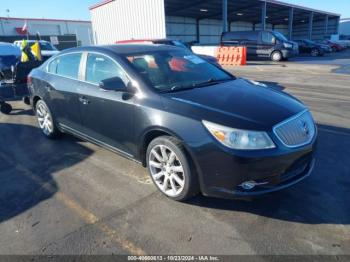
[{"xmin": 1, "ymin": 0, "xmax": 349, "ymax": 21}]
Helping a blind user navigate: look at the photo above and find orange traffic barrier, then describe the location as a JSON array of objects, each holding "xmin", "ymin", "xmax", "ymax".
[{"xmin": 215, "ymin": 46, "xmax": 247, "ymax": 66}]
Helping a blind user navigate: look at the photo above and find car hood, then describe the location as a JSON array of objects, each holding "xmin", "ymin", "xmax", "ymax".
[{"xmin": 161, "ymin": 78, "xmax": 306, "ymax": 131}]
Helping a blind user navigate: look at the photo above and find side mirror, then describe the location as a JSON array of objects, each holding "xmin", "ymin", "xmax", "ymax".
[{"xmin": 99, "ymin": 76, "xmax": 127, "ymax": 92}]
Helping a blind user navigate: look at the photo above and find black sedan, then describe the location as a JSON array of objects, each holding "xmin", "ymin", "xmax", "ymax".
[
  {"xmin": 28, "ymin": 45, "xmax": 317, "ymax": 201},
  {"xmin": 294, "ymin": 39, "xmax": 331, "ymax": 56}
]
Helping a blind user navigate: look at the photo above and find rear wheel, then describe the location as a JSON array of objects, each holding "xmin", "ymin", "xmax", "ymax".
[
  {"xmin": 271, "ymin": 51, "xmax": 282, "ymax": 62},
  {"xmin": 146, "ymin": 136, "xmax": 199, "ymax": 201},
  {"xmin": 0, "ymin": 103, "xmax": 12, "ymax": 114},
  {"xmin": 35, "ymin": 100, "xmax": 60, "ymax": 138},
  {"xmin": 311, "ymin": 48, "xmax": 319, "ymax": 57}
]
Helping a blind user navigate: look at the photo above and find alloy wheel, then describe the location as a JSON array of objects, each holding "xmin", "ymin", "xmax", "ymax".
[
  {"xmin": 36, "ymin": 103, "xmax": 53, "ymax": 136},
  {"xmin": 311, "ymin": 49, "xmax": 319, "ymax": 57},
  {"xmin": 148, "ymin": 145, "xmax": 185, "ymax": 197}
]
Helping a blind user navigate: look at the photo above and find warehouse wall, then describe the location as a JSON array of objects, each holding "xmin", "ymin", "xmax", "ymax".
[
  {"xmin": 166, "ymin": 16, "xmax": 196, "ymax": 42},
  {"xmin": 0, "ymin": 18, "xmax": 93, "ymax": 45},
  {"xmin": 166, "ymin": 17, "xmax": 280, "ymax": 44},
  {"xmin": 90, "ymin": 0, "xmax": 166, "ymax": 44},
  {"xmin": 292, "ymin": 18, "xmax": 337, "ymax": 40},
  {"xmin": 166, "ymin": 16, "xmax": 223, "ymax": 44},
  {"xmin": 340, "ymin": 20, "xmax": 350, "ymax": 36}
]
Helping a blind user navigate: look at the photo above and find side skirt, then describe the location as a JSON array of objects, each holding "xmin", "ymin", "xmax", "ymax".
[{"xmin": 58, "ymin": 123, "xmax": 142, "ymax": 165}]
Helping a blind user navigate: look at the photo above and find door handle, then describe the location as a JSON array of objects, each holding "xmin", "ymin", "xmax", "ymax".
[{"xmin": 79, "ymin": 97, "xmax": 90, "ymax": 105}]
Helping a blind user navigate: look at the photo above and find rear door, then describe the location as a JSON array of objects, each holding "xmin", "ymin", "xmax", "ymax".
[
  {"xmin": 45, "ymin": 52, "xmax": 84, "ymax": 131},
  {"xmin": 243, "ymin": 32, "xmax": 259, "ymax": 58},
  {"xmin": 78, "ymin": 52, "xmax": 135, "ymax": 156}
]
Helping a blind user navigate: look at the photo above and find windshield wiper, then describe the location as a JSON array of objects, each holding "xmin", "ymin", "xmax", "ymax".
[
  {"xmin": 166, "ymin": 78, "xmax": 234, "ymax": 93},
  {"xmin": 192, "ymin": 78, "xmax": 232, "ymax": 88}
]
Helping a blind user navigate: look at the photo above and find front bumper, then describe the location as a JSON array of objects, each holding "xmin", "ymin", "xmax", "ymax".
[
  {"xmin": 216, "ymin": 157, "xmax": 315, "ymax": 197},
  {"xmin": 189, "ymin": 137, "xmax": 316, "ymax": 199},
  {"xmin": 281, "ymin": 49, "xmax": 299, "ymax": 59}
]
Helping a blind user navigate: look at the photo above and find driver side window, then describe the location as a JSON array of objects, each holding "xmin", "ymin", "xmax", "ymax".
[
  {"xmin": 85, "ymin": 53, "xmax": 129, "ymax": 85},
  {"xmin": 262, "ymin": 32, "xmax": 275, "ymax": 44}
]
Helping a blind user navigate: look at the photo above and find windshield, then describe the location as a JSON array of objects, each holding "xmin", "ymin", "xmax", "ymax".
[
  {"xmin": 124, "ymin": 50, "xmax": 233, "ymax": 92},
  {"xmin": 273, "ymin": 31, "xmax": 288, "ymax": 41}
]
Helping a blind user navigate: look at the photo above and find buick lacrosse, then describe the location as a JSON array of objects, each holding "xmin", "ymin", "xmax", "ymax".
[{"xmin": 28, "ymin": 45, "xmax": 317, "ymax": 201}]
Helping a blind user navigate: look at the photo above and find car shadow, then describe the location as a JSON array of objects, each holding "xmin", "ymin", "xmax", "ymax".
[
  {"xmin": 8, "ymin": 108, "xmax": 34, "ymax": 116},
  {"xmin": 186, "ymin": 123, "xmax": 350, "ymax": 225},
  {"xmin": 0, "ymin": 123, "xmax": 93, "ymax": 224}
]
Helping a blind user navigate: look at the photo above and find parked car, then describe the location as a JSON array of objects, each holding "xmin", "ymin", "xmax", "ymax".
[
  {"xmin": 221, "ymin": 30, "xmax": 299, "ymax": 62},
  {"xmin": 294, "ymin": 40, "xmax": 331, "ymax": 56},
  {"xmin": 317, "ymin": 39, "xmax": 346, "ymax": 52},
  {"xmin": 13, "ymin": 40, "xmax": 60, "ymax": 60},
  {"xmin": 0, "ymin": 42, "xmax": 21, "ymax": 79},
  {"xmin": 28, "ymin": 45, "xmax": 317, "ymax": 201},
  {"xmin": 116, "ymin": 39, "xmax": 220, "ymax": 67}
]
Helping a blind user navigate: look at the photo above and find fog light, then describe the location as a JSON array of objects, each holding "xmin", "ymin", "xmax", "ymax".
[{"xmin": 239, "ymin": 181, "xmax": 268, "ymax": 190}]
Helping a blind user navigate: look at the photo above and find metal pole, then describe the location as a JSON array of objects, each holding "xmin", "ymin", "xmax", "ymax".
[
  {"xmin": 0, "ymin": 19, "xmax": 6, "ymax": 35},
  {"xmin": 261, "ymin": 1, "xmax": 267, "ymax": 30},
  {"xmin": 196, "ymin": 19, "xmax": 200, "ymax": 43},
  {"xmin": 222, "ymin": 0, "xmax": 228, "ymax": 32},
  {"xmin": 308, "ymin": 12, "xmax": 314, "ymax": 40},
  {"xmin": 335, "ymin": 17, "xmax": 340, "ymax": 35},
  {"xmin": 325, "ymin": 15, "xmax": 329, "ymax": 36},
  {"xmin": 288, "ymin": 7, "xmax": 294, "ymax": 40}
]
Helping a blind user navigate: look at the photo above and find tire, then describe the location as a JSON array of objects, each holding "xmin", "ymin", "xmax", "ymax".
[
  {"xmin": 35, "ymin": 100, "xmax": 61, "ymax": 139},
  {"xmin": 0, "ymin": 103, "xmax": 12, "ymax": 114},
  {"xmin": 311, "ymin": 48, "xmax": 319, "ymax": 57},
  {"xmin": 146, "ymin": 136, "xmax": 199, "ymax": 201},
  {"xmin": 271, "ymin": 51, "xmax": 282, "ymax": 62}
]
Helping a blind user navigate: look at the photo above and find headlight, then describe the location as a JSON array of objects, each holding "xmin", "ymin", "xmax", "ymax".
[
  {"xmin": 202, "ymin": 120, "xmax": 275, "ymax": 150},
  {"xmin": 283, "ymin": 43, "xmax": 293, "ymax": 49}
]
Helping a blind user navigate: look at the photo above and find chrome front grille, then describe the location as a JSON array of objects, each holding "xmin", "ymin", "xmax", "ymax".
[{"xmin": 273, "ymin": 110, "xmax": 316, "ymax": 148}]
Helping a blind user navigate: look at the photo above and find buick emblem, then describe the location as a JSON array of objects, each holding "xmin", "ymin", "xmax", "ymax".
[{"xmin": 300, "ymin": 120, "xmax": 310, "ymax": 137}]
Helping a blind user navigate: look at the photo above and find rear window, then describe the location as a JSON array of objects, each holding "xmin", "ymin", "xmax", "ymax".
[{"xmin": 48, "ymin": 53, "xmax": 82, "ymax": 79}]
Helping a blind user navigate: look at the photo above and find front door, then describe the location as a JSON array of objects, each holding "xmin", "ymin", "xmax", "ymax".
[{"xmin": 78, "ymin": 53, "xmax": 135, "ymax": 156}]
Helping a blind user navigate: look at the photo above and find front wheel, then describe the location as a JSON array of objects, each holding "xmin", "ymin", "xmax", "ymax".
[
  {"xmin": 146, "ymin": 136, "xmax": 199, "ymax": 201},
  {"xmin": 35, "ymin": 100, "xmax": 61, "ymax": 139},
  {"xmin": 271, "ymin": 51, "xmax": 282, "ymax": 62}
]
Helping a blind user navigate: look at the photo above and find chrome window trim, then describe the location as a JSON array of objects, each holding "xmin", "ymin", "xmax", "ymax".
[
  {"xmin": 45, "ymin": 51, "xmax": 84, "ymax": 82},
  {"xmin": 82, "ymin": 51, "xmax": 132, "ymax": 87},
  {"xmin": 45, "ymin": 51, "xmax": 135, "ymax": 89},
  {"xmin": 272, "ymin": 109, "xmax": 316, "ymax": 148}
]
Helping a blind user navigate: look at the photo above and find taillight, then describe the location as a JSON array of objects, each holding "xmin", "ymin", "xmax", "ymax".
[{"xmin": 27, "ymin": 76, "xmax": 32, "ymax": 85}]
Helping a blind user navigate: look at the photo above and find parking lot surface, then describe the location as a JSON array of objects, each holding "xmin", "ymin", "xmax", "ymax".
[{"xmin": 0, "ymin": 54, "xmax": 350, "ymax": 256}]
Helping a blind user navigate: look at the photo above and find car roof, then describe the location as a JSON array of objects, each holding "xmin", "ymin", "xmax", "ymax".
[{"xmin": 61, "ymin": 44, "xmax": 182, "ymax": 55}]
